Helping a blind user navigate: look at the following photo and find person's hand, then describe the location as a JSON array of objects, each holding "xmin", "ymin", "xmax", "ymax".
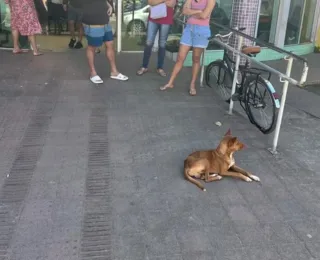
[
  {"xmin": 199, "ymin": 11, "xmax": 209, "ymax": 19},
  {"xmin": 63, "ymin": 4, "xmax": 67, "ymax": 11},
  {"xmin": 107, "ymin": 6, "xmax": 113, "ymax": 16},
  {"xmin": 165, "ymin": 0, "xmax": 175, "ymax": 8}
]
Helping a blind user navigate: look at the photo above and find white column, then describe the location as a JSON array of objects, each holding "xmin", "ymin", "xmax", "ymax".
[
  {"xmin": 273, "ymin": 0, "xmax": 290, "ymax": 48},
  {"xmin": 117, "ymin": 0, "xmax": 122, "ymax": 52},
  {"xmin": 229, "ymin": 0, "xmax": 261, "ymax": 64}
]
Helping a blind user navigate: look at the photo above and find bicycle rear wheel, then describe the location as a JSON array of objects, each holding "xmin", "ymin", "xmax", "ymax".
[
  {"xmin": 205, "ymin": 60, "xmax": 233, "ymax": 101},
  {"xmin": 244, "ymin": 75, "xmax": 277, "ymax": 134}
]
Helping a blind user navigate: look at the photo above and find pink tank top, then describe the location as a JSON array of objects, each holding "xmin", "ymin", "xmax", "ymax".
[{"xmin": 187, "ymin": 0, "xmax": 210, "ymax": 26}]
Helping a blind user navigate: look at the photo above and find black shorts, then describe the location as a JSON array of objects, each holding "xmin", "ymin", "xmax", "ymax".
[{"xmin": 68, "ymin": 5, "xmax": 83, "ymax": 22}]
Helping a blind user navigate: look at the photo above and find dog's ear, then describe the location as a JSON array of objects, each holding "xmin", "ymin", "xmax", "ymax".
[{"xmin": 224, "ymin": 128, "xmax": 232, "ymax": 136}]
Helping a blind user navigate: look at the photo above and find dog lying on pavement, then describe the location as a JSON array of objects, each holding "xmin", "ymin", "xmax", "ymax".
[{"xmin": 184, "ymin": 129, "xmax": 260, "ymax": 191}]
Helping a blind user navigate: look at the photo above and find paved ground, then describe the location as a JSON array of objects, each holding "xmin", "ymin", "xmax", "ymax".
[{"xmin": 0, "ymin": 50, "xmax": 320, "ymax": 260}]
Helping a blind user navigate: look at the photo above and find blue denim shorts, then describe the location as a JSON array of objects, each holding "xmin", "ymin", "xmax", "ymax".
[
  {"xmin": 180, "ymin": 24, "xmax": 211, "ymax": 48},
  {"xmin": 83, "ymin": 24, "xmax": 113, "ymax": 47}
]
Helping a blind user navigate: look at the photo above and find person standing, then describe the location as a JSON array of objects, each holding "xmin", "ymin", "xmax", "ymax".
[
  {"xmin": 136, "ymin": 0, "xmax": 176, "ymax": 77},
  {"xmin": 161, "ymin": 0, "xmax": 215, "ymax": 96},
  {"xmin": 63, "ymin": 0, "xmax": 83, "ymax": 49},
  {"xmin": 81, "ymin": 0, "xmax": 128, "ymax": 84},
  {"xmin": 5, "ymin": 0, "xmax": 43, "ymax": 55}
]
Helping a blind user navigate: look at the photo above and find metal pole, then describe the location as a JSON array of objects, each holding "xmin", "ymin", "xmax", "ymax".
[
  {"xmin": 269, "ymin": 56, "xmax": 294, "ymax": 154},
  {"xmin": 228, "ymin": 35, "xmax": 243, "ymax": 115},
  {"xmin": 117, "ymin": 0, "xmax": 122, "ymax": 53},
  {"xmin": 200, "ymin": 49, "xmax": 205, "ymax": 88}
]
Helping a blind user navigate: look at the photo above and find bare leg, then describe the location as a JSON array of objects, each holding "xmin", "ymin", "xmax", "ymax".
[
  {"xmin": 12, "ymin": 29, "xmax": 21, "ymax": 52},
  {"xmin": 76, "ymin": 22, "xmax": 83, "ymax": 42},
  {"xmin": 104, "ymin": 40, "xmax": 118, "ymax": 76},
  {"xmin": 189, "ymin": 47, "xmax": 204, "ymax": 96},
  {"xmin": 68, "ymin": 20, "xmax": 76, "ymax": 39},
  {"xmin": 86, "ymin": 45, "xmax": 97, "ymax": 77},
  {"xmin": 230, "ymin": 165, "xmax": 260, "ymax": 181},
  {"xmin": 160, "ymin": 44, "xmax": 191, "ymax": 90},
  {"xmin": 28, "ymin": 35, "xmax": 42, "ymax": 55}
]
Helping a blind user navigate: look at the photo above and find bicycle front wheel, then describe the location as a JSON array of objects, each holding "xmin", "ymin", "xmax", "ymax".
[
  {"xmin": 205, "ymin": 60, "xmax": 233, "ymax": 101},
  {"xmin": 244, "ymin": 76, "xmax": 277, "ymax": 134}
]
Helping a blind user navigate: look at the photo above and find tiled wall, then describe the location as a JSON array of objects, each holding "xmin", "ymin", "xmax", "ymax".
[{"xmin": 229, "ymin": 0, "xmax": 261, "ymax": 64}]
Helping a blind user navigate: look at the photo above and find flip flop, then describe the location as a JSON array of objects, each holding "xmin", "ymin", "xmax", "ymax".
[
  {"xmin": 110, "ymin": 73, "xmax": 128, "ymax": 81},
  {"xmin": 90, "ymin": 75, "xmax": 104, "ymax": 84},
  {"xmin": 157, "ymin": 69, "xmax": 167, "ymax": 77},
  {"xmin": 160, "ymin": 84, "xmax": 174, "ymax": 91},
  {"xmin": 33, "ymin": 52, "xmax": 43, "ymax": 56},
  {"xmin": 136, "ymin": 67, "xmax": 148, "ymax": 76},
  {"xmin": 12, "ymin": 49, "xmax": 28, "ymax": 54}
]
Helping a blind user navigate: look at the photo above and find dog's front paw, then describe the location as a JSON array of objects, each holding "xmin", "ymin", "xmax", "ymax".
[
  {"xmin": 244, "ymin": 176, "xmax": 252, "ymax": 182},
  {"xmin": 217, "ymin": 175, "xmax": 223, "ymax": 180},
  {"xmin": 250, "ymin": 175, "xmax": 260, "ymax": 182}
]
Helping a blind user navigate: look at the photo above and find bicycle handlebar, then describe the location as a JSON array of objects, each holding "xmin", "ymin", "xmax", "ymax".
[
  {"xmin": 209, "ymin": 27, "xmax": 245, "ymax": 41},
  {"xmin": 213, "ymin": 32, "xmax": 233, "ymax": 42}
]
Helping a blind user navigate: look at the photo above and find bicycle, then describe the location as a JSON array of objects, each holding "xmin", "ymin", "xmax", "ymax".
[{"xmin": 205, "ymin": 29, "xmax": 281, "ymax": 134}]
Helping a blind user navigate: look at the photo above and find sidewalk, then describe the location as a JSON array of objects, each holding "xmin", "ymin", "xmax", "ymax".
[{"xmin": 0, "ymin": 50, "xmax": 320, "ymax": 260}]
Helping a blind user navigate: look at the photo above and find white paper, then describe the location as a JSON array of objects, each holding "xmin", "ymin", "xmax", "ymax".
[{"xmin": 150, "ymin": 3, "xmax": 167, "ymax": 19}]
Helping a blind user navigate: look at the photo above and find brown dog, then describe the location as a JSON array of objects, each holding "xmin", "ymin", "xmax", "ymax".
[{"xmin": 184, "ymin": 129, "xmax": 260, "ymax": 191}]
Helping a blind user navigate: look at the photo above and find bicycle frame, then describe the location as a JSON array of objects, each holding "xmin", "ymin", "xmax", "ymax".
[
  {"xmin": 217, "ymin": 40, "xmax": 280, "ymax": 116},
  {"xmin": 219, "ymin": 46, "xmax": 246, "ymax": 97}
]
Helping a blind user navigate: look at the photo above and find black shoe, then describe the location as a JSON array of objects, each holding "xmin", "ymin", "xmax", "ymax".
[
  {"xmin": 68, "ymin": 38, "xmax": 76, "ymax": 48},
  {"xmin": 74, "ymin": 41, "xmax": 83, "ymax": 49}
]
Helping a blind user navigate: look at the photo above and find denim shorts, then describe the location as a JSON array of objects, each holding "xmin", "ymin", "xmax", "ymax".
[
  {"xmin": 83, "ymin": 24, "xmax": 113, "ymax": 47},
  {"xmin": 180, "ymin": 24, "xmax": 211, "ymax": 48}
]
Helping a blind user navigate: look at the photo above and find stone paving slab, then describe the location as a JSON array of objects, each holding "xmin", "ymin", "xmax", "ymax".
[{"xmin": 0, "ymin": 50, "xmax": 319, "ymax": 260}]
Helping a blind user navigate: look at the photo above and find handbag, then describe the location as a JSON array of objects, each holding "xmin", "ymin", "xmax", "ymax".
[{"xmin": 150, "ymin": 3, "xmax": 167, "ymax": 19}]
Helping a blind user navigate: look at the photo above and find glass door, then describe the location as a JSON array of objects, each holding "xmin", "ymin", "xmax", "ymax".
[
  {"xmin": 256, "ymin": 0, "xmax": 280, "ymax": 43},
  {"xmin": 284, "ymin": 0, "xmax": 317, "ymax": 45}
]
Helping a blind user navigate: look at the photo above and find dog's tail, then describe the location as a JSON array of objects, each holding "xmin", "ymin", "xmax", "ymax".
[{"xmin": 184, "ymin": 162, "xmax": 206, "ymax": 191}]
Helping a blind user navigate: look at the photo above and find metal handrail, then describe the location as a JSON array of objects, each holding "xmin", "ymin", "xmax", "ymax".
[
  {"xmin": 211, "ymin": 37, "xmax": 299, "ymax": 85},
  {"xmin": 209, "ymin": 20, "xmax": 308, "ymax": 64}
]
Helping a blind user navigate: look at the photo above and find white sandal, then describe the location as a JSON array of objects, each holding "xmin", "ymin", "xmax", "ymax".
[
  {"xmin": 110, "ymin": 73, "xmax": 128, "ymax": 81},
  {"xmin": 90, "ymin": 75, "xmax": 103, "ymax": 84}
]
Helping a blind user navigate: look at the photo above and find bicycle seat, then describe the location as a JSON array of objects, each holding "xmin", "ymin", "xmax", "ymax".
[{"xmin": 242, "ymin": 46, "xmax": 261, "ymax": 55}]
